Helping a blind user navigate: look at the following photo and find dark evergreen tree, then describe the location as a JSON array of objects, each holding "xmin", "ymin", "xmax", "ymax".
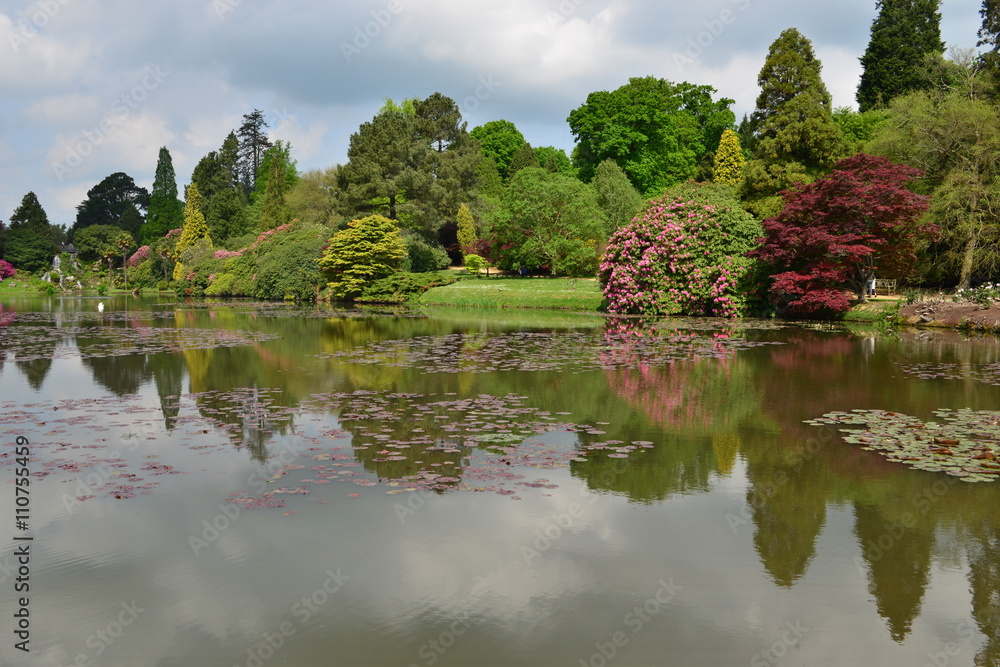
[
  {"xmin": 414, "ymin": 92, "xmax": 466, "ymax": 152},
  {"xmin": 142, "ymin": 147, "xmax": 184, "ymax": 244},
  {"xmin": 193, "ymin": 132, "xmax": 249, "ymax": 242},
  {"xmin": 857, "ymin": 0, "xmax": 945, "ymax": 111},
  {"xmin": 5, "ymin": 192, "xmax": 58, "ymax": 271},
  {"xmin": 72, "ymin": 172, "xmax": 149, "ymax": 240},
  {"xmin": 506, "ymin": 142, "xmax": 539, "ymax": 179},
  {"xmin": 979, "ymin": 0, "xmax": 1000, "ymax": 91},
  {"xmin": 237, "ymin": 109, "xmax": 273, "ymax": 194},
  {"xmin": 742, "ymin": 28, "xmax": 843, "ymax": 217}
]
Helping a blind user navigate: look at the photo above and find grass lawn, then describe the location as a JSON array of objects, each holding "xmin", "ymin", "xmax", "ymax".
[{"xmin": 417, "ymin": 276, "xmax": 605, "ymax": 311}]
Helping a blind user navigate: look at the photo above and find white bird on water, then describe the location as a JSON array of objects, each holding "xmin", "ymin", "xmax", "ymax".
[{"xmin": 98, "ymin": 302, "xmax": 104, "ymax": 313}]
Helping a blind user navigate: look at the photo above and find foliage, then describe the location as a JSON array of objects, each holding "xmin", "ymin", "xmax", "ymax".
[
  {"xmin": 713, "ymin": 129, "xmax": 745, "ymax": 186},
  {"xmin": 868, "ymin": 78, "xmax": 1000, "ymax": 288},
  {"xmin": 742, "ymin": 28, "xmax": 843, "ymax": 215},
  {"xmin": 751, "ymin": 154, "xmax": 934, "ymax": 315},
  {"xmin": 75, "ymin": 225, "xmax": 130, "ymax": 263},
  {"xmin": 143, "ymin": 147, "xmax": 184, "ymax": 244},
  {"xmin": 237, "ymin": 109, "xmax": 273, "ymax": 193},
  {"xmin": 319, "ymin": 215, "xmax": 407, "ymax": 301},
  {"xmin": 600, "ymin": 182, "xmax": 763, "ymax": 317},
  {"xmin": 358, "ymin": 271, "xmax": 459, "ymax": 303},
  {"xmin": 250, "ymin": 223, "xmax": 329, "ymax": 300},
  {"xmin": 337, "ymin": 95, "xmax": 481, "ymax": 235},
  {"xmin": 127, "ymin": 259, "xmax": 157, "ymax": 288},
  {"xmin": 857, "ymin": 0, "xmax": 944, "ymax": 112},
  {"xmin": 402, "ymin": 230, "xmax": 450, "ymax": 273},
  {"xmin": 5, "ymin": 192, "xmax": 57, "ymax": 272},
  {"xmin": 488, "ymin": 167, "xmax": 605, "ymax": 276},
  {"xmin": 954, "ymin": 282, "xmax": 1000, "ymax": 307},
  {"xmin": 470, "ymin": 120, "xmax": 526, "ymax": 180},
  {"xmin": 568, "ymin": 76, "xmax": 735, "ymax": 195},
  {"xmin": 286, "ymin": 167, "xmax": 340, "ymax": 226},
  {"xmin": 506, "ymin": 142, "xmax": 539, "ymax": 179},
  {"xmin": 0, "ymin": 260, "xmax": 15, "ymax": 279},
  {"xmin": 592, "ymin": 159, "xmax": 643, "ymax": 231},
  {"xmin": 415, "ymin": 92, "xmax": 467, "ymax": 152},
  {"xmin": 193, "ymin": 132, "xmax": 249, "ymax": 243},
  {"xmin": 255, "ymin": 141, "xmax": 297, "ymax": 230},
  {"xmin": 173, "ymin": 183, "xmax": 213, "ymax": 280},
  {"xmin": 72, "ymin": 172, "xmax": 149, "ymax": 238},
  {"xmin": 832, "ymin": 107, "xmax": 891, "ymax": 153},
  {"xmin": 534, "ymin": 146, "xmax": 574, "ymax": 175},
  {"xmin": 463, "ymin": 253, "xmax": 488, "ymax": 276},
  {"xmin": 456, "ymin": 204, "xmax": 477, "ymax": 254}
]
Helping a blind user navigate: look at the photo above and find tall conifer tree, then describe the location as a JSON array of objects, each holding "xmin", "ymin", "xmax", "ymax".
[
  {"xmin": 143, "ymin": 147, "xmax": 184, "ymax": 244},
  {"xmin": 857, "ymin": 0, "xmax": 944, "ymax": 111}
]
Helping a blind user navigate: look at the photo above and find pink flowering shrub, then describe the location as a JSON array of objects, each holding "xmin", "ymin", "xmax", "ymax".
[
  {"xmin": 214, "ymin": 248, "xmax": 244, "ymax": 260},
  {"xmin": 0, "ymin": 260, "xmax": 15, "ymax": 279},
  {"xmin": 599, "ymin": 183, "xmax": 763, "ymax": 318},
  {"xmin": 126, "ymin": 245, "xmax": 150, "ymax": 268}
]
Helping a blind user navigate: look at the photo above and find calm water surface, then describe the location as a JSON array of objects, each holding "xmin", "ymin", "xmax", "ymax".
[{"xmin": 0, "ymin": 294, "xmax": 998, "ymax": 667}]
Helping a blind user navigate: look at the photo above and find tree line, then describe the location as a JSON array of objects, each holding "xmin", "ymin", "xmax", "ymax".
[{"xmin": 2, "ymin": 0, "xmax": 999, "ymax": 310}]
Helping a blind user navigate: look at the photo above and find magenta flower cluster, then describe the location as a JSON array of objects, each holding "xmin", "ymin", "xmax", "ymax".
[
  {"xmin": 214, "ymin": 248, "xmax": 244, "ymax": 260},
  {"xmin": 126, "ymin": 245, "xmax": 151, "ymax": 268},
  {"xmin": 599, "ymin": 195, "xmax": 751, "ymax": 318}
]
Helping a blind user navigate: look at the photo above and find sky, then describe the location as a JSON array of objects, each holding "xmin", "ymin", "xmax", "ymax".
[{"xmin": 0, "ymin": 0, "xmax": 986, "ymax": 226}]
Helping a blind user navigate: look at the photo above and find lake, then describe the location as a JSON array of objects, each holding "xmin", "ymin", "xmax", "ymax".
[{"xmin": 1, "ymin": 294, "xmax": 998, "ymax": 667}]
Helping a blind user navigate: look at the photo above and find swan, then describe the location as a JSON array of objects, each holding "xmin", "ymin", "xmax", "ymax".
[{"xmin": 98, "ymin": 302, "xmax": 104, "ymax": 313}]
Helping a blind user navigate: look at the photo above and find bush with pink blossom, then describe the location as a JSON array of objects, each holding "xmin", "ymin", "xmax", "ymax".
[{"xmin": 599, "ymin": 182, "xmax": 763, "ymax": 317}]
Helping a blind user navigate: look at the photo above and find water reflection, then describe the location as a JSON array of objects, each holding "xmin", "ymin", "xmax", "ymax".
[{"xmin": 2, "ymin": 295, "xmax": 1000, "ymax": 664}]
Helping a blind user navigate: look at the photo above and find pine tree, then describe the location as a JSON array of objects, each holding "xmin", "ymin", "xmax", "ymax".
[
  {"xmin": 857, "ymin": 0, "xmax": 945, "ymax": 111},
  {"xmin": 456, "ymin": 204, "xmax": 477, "ymax": 254},
  {"xmin": 237, "ymin": 109, "xmax": 273, "ymax": 194},
  {"xmin": 742, "ymin": 28, "xmax": 843, "ymax": 216},
  {"xmin": 713, "ymin": 130, "xmax": 745, "ymax": 186},
  {"xmin": 143, "ymin": 147, "xmax": 184, "ymax": 244},
  {"xmin": 172, "ymin": 184, "xmax": 212, "ymax": 280},
  {"xmin": 257, "ymin": 144, "xmax": 293, "ymax": 231},
  {"xmin": 979, "ymin": 0, "xmax": 1000, "ymax": 90}
]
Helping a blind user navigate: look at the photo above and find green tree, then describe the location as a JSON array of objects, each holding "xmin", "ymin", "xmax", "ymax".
[
  {"xmin": 470, "ymin": 120, "xmax": 526, "ymax": 180},
  {"xmin": 173, "ymin": 184, "xmax": 212, "ymax": 280},
  {"xmin": 832, "ymin": 106, "xmax": 892, "ymax": 154},
  {"xmin": 870, "ymin": 80, "xmax": 1000, "ymax": 287},
  {"xmin": 488, "ymin": 167, "xmax": 605, "ymax": 275},
  {"xmin": 72, "ymin": 172, "xmax": 149, "ymax": 240},
  {"xmin": 5, "ymin": 192, "xmax": 57, "ymax": 272},
  {"xmin": 534, "ymin": 146, "xmax": 574, "ymax": 175},
  {"xmin": 337, "ymin": 95, "xmax": 481, "ymax": 236},
  {"xmin": 456, "ymin": 203, "xmax": 477, "ymax": 254},
  {"xmin": 193, "ymin": 132, "xmax": 250, "ymax": 243},
  {"xmin": 712, "ymin": 129, "xmax": 745, "ymax": 186},
  {"xmin": 237, "ymin": 109, "xmax": 273, "ymax": 194},
  {"xmin": 591, "ymin": 159, "xmax": 643, "ymax": 231},
  {"xmin": 742, "ymin": 28, "xmax": 843, "ymax": 217},
  {"xmin": 506, "ymin": 142, "xmax": 539, "ymax": 179},
  {"xmin": 568, "ymin": 76, "xmax": 735, "ymax": 195},
  {"xmin": 286, "ymin": 167, "xmax": 341, "ymax": 226},
  {"xmin": 318, "ymin": 215, "xmax": 407, "ymax": 300},
  {"xmin": 980, "ymin": 0, "xmax": 1000, "ymax": 91},
  {"xmin": 143, "ymin": 147, "xmax": 184, "ymax": 244},
  {"xmin": 415, "ymin": 92, "xmax": 466, "ymax": 152},
  {"xmin": 255, "ymin": 141, "xmax": 298, "ymax": 230},
  {"xmin": 857, "ymin": 0, "xmax": 944, "ymax": 111},
  {"xmin": 75, "ymin": 225, "xmax": 133, "ymax": 280}
]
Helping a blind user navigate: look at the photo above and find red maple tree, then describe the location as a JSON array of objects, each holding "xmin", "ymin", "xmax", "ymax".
[{"xmin": 752, "ymin": 153, "xmax": 935, "ymax": 315}]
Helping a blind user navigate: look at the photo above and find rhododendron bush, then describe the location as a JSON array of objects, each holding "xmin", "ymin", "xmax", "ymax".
[{"xmin": 599, "ymin": 183, "xmax": 763, "ymax": 317}]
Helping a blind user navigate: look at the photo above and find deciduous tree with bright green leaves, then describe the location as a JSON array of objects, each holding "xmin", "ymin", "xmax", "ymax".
[
  {"xmin": 318, "ymin": 215, "xmax": 407, "ymax": 301},
  {"xmin": 470, "ymin": 120, "xmax": 526, "ymax": 180},
  {"xmin": 568, "ymin": 76, "xmax": 735, "ymax": 195},
  {"xmin": 173, "ymin": 184, "xmax": 212, "ymax": 280},
  {"xmin": 713, "ymin": 129, "xmax": 745, "ymax": 186},
  {"xmin": 591, "ymin": 159, "xmax": 643, "ymax": 231}
]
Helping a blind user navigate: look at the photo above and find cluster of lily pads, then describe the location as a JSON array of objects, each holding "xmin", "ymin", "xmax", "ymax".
[
  {"xmin": 899, "ymin": 362, "xmax": 1000, "ymax": 386},
  {"xmin": 316, "ymin": 329, "xmax": 782, "ymax": 374},
  {"xmin": 806, "ymin": 408, "xmax": 1000, "ymax": 482}
]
